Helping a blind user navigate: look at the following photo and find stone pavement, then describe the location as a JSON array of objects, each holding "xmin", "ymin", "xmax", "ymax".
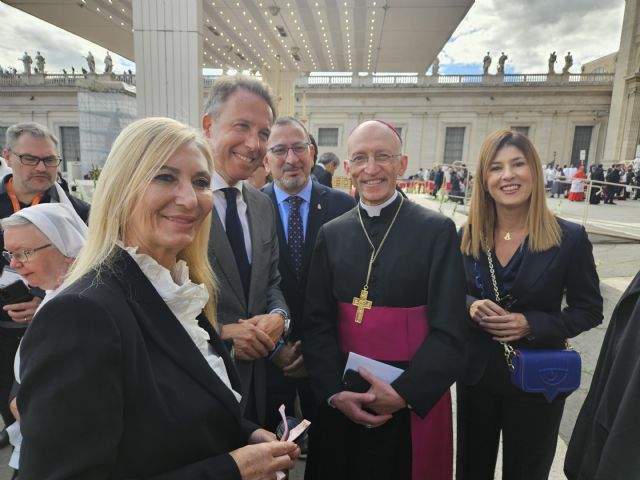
[{"xmin": 0, "ymin": 194, "xmax": 637, "ymax": 480}]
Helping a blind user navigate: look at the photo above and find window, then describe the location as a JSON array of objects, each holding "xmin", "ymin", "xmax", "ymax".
[
  {"xmin": 0, "ymin": 127, "xmax": 7, "ymax": 152},
  {"xmin": 570, "ymin": 126, "xmax": 593, "ymax": 167},
  {"xmin": 443, "ymin": 127, "xmax": 465, "ymax": 164},
  {"xmin": 511, "ymin": 126, "xmax": 530, "ymax": 136},
  {"xmin": 317, "ymin": 127, "xmax": 339, "ymax": 147},
  {"xmin": 59, "ymin": 126, "xmax": 81, "ymax": 172}
]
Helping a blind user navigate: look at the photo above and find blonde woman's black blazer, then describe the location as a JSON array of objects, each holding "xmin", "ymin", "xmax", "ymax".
[{"xmin": 18, "ymin": 248, "xmax": 254, "ymax": 479}]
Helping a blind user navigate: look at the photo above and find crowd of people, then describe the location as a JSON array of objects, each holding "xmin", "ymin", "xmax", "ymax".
[
  {"xmin": 544, "ymin": 162, "xmax": 640, "ymax": 204},
  {"xmin": 0, "ymin": 75, "xmax": 636, "ymax": 480}
]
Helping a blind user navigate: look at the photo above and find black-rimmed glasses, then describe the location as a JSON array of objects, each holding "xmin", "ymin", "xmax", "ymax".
[
  {"xmin": 8, "ymin": 149, "xmax": 62, "ymax": 167},
  {"xmin": 3, "ymin": 244, "xmax": 52, "ymax": 264},
  {"xmin": 268, "ymin": 143, "xmax": 310, "ymax": 158}
]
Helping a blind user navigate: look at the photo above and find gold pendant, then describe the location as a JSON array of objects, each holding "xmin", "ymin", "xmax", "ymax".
[
  {"xmin": 503, "ymin": 231, "xmax": 511, "ymax": 241},
  {"xmin": 352, "ymin": 289, "xmax": 373, "ymax": 324}
]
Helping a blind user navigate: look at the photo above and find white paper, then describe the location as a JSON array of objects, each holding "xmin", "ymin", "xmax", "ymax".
[{"xmin": 343, "ymin": 352, "xmax": 404, "ymax": 384}]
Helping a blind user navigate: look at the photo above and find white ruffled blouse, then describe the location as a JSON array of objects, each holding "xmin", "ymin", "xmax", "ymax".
[{"xmin": 124, "ymin": 246, "xmax": 242, "ymax": 403}]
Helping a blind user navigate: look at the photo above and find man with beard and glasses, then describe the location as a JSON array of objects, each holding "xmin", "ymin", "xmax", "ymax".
[
  {"xmin": 262, "ymin": 116, "xmax": 355, "ymax": 432},
  {"xmin": 0, "ymin": 122, "xmax": 89, "ymax": 448},
  {"xmin": 202, "ymin": 76, "xmax": 291, "ymax": 426}
]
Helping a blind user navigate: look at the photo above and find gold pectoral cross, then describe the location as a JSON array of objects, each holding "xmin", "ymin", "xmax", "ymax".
[{"xmin": 352, "ymin": 289, "xmax": 372, "ymax": 324}]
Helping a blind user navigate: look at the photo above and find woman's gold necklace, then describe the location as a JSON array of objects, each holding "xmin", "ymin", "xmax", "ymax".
[{"xmin": 502, "ymin": 226, "xmax": 525, "ymax": 241}]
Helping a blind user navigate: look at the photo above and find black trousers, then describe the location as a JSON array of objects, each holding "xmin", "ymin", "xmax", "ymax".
[
  {"xmin": 604, "ymin": 187, "xmax": 617, "ymax": 203},
  {"xmin": 456, "ymin": 345, "xmax": 565, "ymax": 480},
  {"xmin": 0, "ymin": 327, "xmax": 24, "ymax": 426},
  {"xmin": 264, "ymin": 360, "xmax": 317, "ymax": 432}
]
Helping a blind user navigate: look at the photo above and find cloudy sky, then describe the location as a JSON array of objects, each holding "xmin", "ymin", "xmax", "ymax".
[{"xmin": 0, "ymin": 0, "xmax": 626, "ymax": 75}]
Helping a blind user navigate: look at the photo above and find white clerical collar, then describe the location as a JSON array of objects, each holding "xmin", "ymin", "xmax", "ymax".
[
  {"xmin": 211, "ymin": 170, "xmax": 244, "ymax": 194},
  {"xmin": 359, "ymin": 191, "xmax": 399, "ymax": 217}
]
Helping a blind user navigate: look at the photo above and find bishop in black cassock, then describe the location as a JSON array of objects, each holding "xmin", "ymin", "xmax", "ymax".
[{"xmin": 301, "ymin": 120, "xmax": 468, "ymax": 480}]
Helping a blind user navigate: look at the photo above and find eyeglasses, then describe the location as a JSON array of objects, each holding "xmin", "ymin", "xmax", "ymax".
[
  {"xmin": 349, "ymin": 152, "xmax": 402, "ymax": 166},
  {"xmin": 3, "ymin": 243, "xmax": 52, "ymax": 264},
  {"xmin": 268, "ymin": 142, "xmax": 310, "ymax": 158},
  {"xmin": 8, "ymin": 149, "xmax": 62, "ymax": 167}
]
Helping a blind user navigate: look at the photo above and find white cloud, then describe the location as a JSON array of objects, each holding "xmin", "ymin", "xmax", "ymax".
[
  {"xmin": 0, "ymin": 3, "xmax": 133, "ymax": 74},
  {"xmin": 440, "ymin": 0, "xmax": 625, "ymax": 74},
  {"xmin": 0, "ymin": 0, "xmax": 626, "ymax": 76}
]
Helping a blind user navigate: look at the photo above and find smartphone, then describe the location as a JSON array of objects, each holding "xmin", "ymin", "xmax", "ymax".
[
  {"xmin": 342, "ymin": 368, "xmax": 371, "ymax": 393},
  {"xmin": 0, "ymin": 281, "xmax": 32, "ymax": 306}
]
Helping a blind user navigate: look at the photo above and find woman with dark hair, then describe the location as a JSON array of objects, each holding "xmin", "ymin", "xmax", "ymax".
[{"xmin": 457, "ymin": 129, "xmax": 603, "ymax": 480}]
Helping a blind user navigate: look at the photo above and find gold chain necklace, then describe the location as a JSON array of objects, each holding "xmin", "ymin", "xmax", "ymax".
[{"xmin": 351, "ymin": 196, "xmax": 404, "ymax": 324}]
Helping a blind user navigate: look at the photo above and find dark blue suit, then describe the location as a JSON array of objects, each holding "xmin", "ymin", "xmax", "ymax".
[
  {"xmin": 262, "ymin": 180, "xmax": 355, "ymax": 430},
  {"xmin": 456, "ymin": 218, "xmax": 603, "ymax": 480}
]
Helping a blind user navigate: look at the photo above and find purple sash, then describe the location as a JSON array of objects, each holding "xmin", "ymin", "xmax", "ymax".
[{"xmin": 337, "ymin": 302, "xmax": 453, "ymax": 480}]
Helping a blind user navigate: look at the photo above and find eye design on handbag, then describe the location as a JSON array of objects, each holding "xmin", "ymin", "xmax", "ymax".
[{"xmin": 538, "ymin": 367, "xmax": 569, "ymax": 386}]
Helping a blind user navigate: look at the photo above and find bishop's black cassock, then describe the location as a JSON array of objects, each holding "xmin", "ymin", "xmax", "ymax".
[{"xmin": 302, "ymin": 194, "xmax": 469, "ymax": 480}]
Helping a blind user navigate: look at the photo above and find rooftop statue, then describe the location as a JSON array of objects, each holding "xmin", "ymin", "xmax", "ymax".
[
  {"xmin": 104, "ymin": 52, "xmax": 113, "ymax": 74},
  {"xmin": 548, "ymin": 51, "xmax": 557, "ymax": 74},
  {"xmin": 35, "ymin": 51, "xmax": 45, "ymax": 74},
  {"xmin": 20, "ymin": 52, "xmax": 32, "ymax": 75},
  {"xmin": 562, "ymin": 52, "xmax": 573, "ymax": 74},
  {"xmin": 432, "ymin": 56, "xmax": 440, "ymax": 76},
  {"xmin": 85, "ymin": 51, "xmax": 96, "ymax": 74},
  {"xmin": 497, "ymin": 52, "xmax": 508, "ymax": 74},
  {"xmin": 483, "ymin": 52, "xmax": 492, "ymax": 74}
]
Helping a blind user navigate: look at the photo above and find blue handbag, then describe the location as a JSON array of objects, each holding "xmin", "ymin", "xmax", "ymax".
[
  {"xmin": 503, "ymin": 343, "xmax": 581, "ymax": 402},
  {"xmin": 484, "ymin": 245, "xmax": 581, "ymax": 402}
]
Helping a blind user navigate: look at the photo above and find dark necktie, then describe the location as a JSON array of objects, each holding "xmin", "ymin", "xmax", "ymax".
[
  {"xmin": 222, "ymin": 187, "xmax": 251, "ymax": 299},
  {"xmin": 286, "ymin": 196, "xmax": 304, "ymax": 277}
]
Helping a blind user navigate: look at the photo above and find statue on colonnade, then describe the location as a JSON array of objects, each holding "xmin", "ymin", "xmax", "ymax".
[
  {"xmin": 562, "ymin": 52, "xmax": 573, "ymax": 74},
  {"xmin": 497, "ymin": 52, "xmax": 508, "ymax": 74},
  {"xmin": 85, "ymin": 51, "xmax": 96, "ymax": 74},
  {"xmin": 104, "ymin": 52, "xmax": 113, "ymax": 74},
  {"xmin": 432, "ymin": 56, "xmax": 440, "ymax": 76},
  {"xmin": 35, "ymin": 51, "xmax": 45, "ymax": 74},
  {"xmin": 548, "ymin": 51, "xmax": 557, "ymax": 74},
  {"xmin": 483, "ymin": 52, "xmax": 492, "ymax": 74},
  {"xmin": 20, "ymin": 52, "xmax": 32, "ymax": 74}
]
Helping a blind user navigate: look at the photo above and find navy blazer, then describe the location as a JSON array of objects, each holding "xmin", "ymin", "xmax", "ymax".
[
  {"xmin": 262, "ymin": 181, "xmax": 355, "ymax": 338},
  {"xmin": 461, "ymin": 218, "xmax": 603, "ymax": 385},
  {"xmin": 19, "ymin": 249, "xmax": 255, "ymax": 479}
]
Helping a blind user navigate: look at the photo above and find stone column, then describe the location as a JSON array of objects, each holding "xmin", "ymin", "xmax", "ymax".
[
  {"xmin": 262, "ymin": 70, "xmax": 299, "ymax": 117},
  {"xmin": 133, "ymin": 0, "xmax": 203, "ymax": 127},
  {"xmin": 603, "ymin": 0, "xmax": 640, "ymax": 163}
]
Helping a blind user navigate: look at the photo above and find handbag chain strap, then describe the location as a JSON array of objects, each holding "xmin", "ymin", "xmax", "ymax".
[
  {"xmin": 483, "ymin": 245, "xmax": 518, "ymax": 370},
  {"xmin": 484, "ymin": 243, "xmax": 572, "ymax": 373}
]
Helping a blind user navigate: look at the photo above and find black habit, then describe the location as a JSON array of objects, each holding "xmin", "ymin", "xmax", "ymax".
[
  {"xmin": 565, "ymin": 269, "xmax": 640, "ymax": 479},
  {"xmin": 302, "ymin": 195, "xmax": 468, "ymax": 480}
]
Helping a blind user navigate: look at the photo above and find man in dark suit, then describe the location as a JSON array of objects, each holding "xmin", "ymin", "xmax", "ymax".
[
  {"xmin": 262, "ymin": 117, "xmax": 355, "ymax": 431},
  {"xmin": 0, "ymin": 122, "xmax": 89, "ymax": 448},
  {"xmin": 604, "ymin": 166, "xmax": 621, "ymax": 204},
  {"xmin": 202, "ymin": 76, "xmax": 290, "ymax": 426},
  {"xmin": 312, "ymin": 152, "xmax": 339, "ymax": 188}
]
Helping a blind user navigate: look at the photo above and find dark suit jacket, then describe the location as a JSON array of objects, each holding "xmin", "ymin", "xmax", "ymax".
[
  {"xmin": 262, "ymin": 181, "xmax": 355, "ymax": 338},
  {"xmin": 461, "ymin": 218, "xmax": 603, "ymax": 385},
  {"xmin": 19, "ymin": 249, "xmax": 254, "ymax": 479},
  {"xmin": 208, "ymin": 182, "xmax": 288, "ymax": 425},
  {"xmin": 565, "ymin": 269, "xmax": 640, "ymax": 479},
  {"xmin": 312, "ymin": 165, "xmax": 332, "ymax": 188}
]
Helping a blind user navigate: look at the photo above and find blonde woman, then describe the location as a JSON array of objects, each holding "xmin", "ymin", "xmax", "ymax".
[
  {"xmin": 18, "ymin": 117, "xmax": 298, "ymax": 479},
  {"xmin": 457, "ymin": 129, "xmax": 602, "ymax": 480}
]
